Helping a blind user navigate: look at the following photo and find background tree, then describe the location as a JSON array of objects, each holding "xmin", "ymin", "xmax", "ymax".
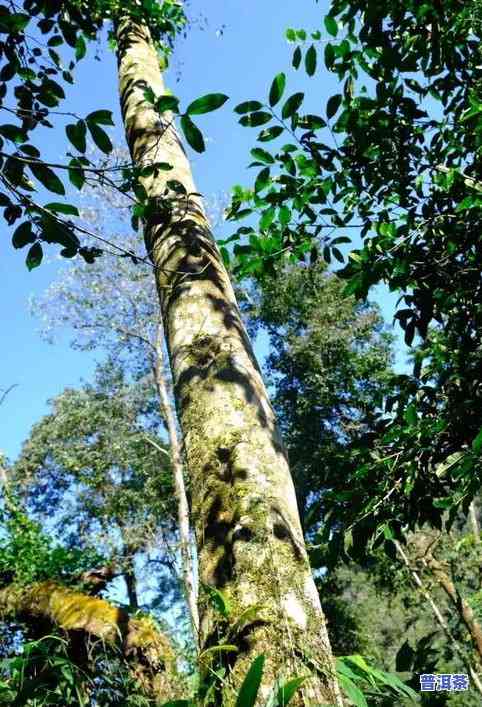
[
  {"xmin": 12, "ymin": 358, "xmax": 179, "ymax": 614},
  {"xmin": 225, "ymin": 0, "xmax": 482, "ymax": 560}
]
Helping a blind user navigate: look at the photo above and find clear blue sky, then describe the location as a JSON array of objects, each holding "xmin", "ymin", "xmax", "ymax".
[{"xmin": 0, "ymin": 0, "xmax": 405, "ymax": 462}]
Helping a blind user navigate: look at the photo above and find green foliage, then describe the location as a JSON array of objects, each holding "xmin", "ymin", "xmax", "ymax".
[
  {"xmin": 0, "ymin": 499, "xmax": 104, "ymax": 586},
  {"xmin": 238, "ymin": 260, "xmax": 394, "ymax": 557},
  {"xmin": 225, "ymin": 0, "xmax": 482, "ymax": 554},
  {"xmin": 1, "ymin": 0, "xmax": 229, "ymax": 264},
  {"xmin": 235, "ymin": 654, "xmax": 265, "ymax": 707}
]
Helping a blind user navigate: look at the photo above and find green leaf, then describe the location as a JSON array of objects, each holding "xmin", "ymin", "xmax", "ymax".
[
  {"xmin": 281, "ymin": 92, "xmax": 304, "ymax": 119},
  {"xmin": 305, "ymin": 45, "xmax": 317, "ymax": 76},
  {"xmin": 29, "ymin": 162, "xmax": 65, "ymax": 195},
  {"xmin": 75, "ymin": 34, "xmax": 86, "ymax": 61},
  {"xmin": 239, "ymin": 112, "xmax": 272, "ymax": 127},
  {"xmin": 202, "ymin": 583, "xmax": 231, "ymax": 618},
  {"xmin": 186, "ymin": 93, "xmax": 229, "ymax": 115},
  {"xmin": 472, "ymin": 427, "xmax": 482, "ymax": 454},
  {"xmin": 279, "ymin": 205, "xmax": 290, "ymax": 225},
  {"xmin": 12, "ymin": 221, "xmax": 35, "ymax": 249},
  {"xmin": 68, "ymin": 158, "xmax": 85, "ymax": 190},
  {"xmin": 0, "ymin": 124, "xmax": 27, "ymax": 143},
  {"xmin": 66, "ymin": 121, "xmax": 87, "ymax": 153},
  {"xmin": 234, "ymin": 100, "xmax": 263, "ymax": 114},
  {"xmin": 325, "ymin": 43, "xmax": 335, "ymax": 68},
  {"xmin": 285, "ymin": 28, "xmax": 296, "ymax": 42},
  {"xmin": 269, "ymin": 73, "xmax": 286, "ymax": 107},
  {"xmin": 85, "ymin": 110, "xmax": 114, "ymax": 126},
  {"xmin": 338, "ymin": 675, "xmax": 368, "ymax": 707},
  {"xmin": 87, "ymin": 121, "xmax": 113, "ymax": 155},
  {"xmin": 235, "ymin": 655, "xmax": 265, "ymax": 707},
  {"xmin": 260, "ymin": 207, "xmax": 275, "ymax": 230},
  {"xmin": 324, "ymin": 15, "xmax": 338, "ymax": 37},
  {"xmin": 0, "ymin": 12, "xmax": 30, "ymax": 34},
  {"xmin": 156, "ymin": 94, "xmax": 180, "ymax": 113},
  {"xmin": 250, "ymin": 148, "xmax": 274, "ymax": 164},
  {"xmin": 327, "ymin": 94, "xmax": 342, "ymax": 119},
  {"xmin": 258, "ymin": 126, "xmax": 284, "ymax": 142},
  {"xmin": 292, "ymin": 46, "xmax": 302, "ymax": 69},
  {"xmin": 44, "ymin": 202, "xmax": 80, "ymax": 216},
  {"xmin": 273, "ymin": 677, "xmax": 307, "ymax": 706},
  {"xmin": 180, "ymin": 115, "xmax": 205, "ymax": 153},
  {"xmin": 26, "ymin": 242, "xmax": 43, "ymax": 271},
  {"xmin": 404, "ymin": 403, "xmax": 417, "ymax": 426},
  {"xmin": 255, "ymin": 167, "xmax": 271, "ymax": 193}
]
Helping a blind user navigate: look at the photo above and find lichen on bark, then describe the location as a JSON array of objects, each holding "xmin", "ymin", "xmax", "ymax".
[{"xmin": 116, "ymin": 12, "xmax": 342, "ymax": 705}]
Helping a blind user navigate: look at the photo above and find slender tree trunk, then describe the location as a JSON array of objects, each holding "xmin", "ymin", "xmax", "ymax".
[
  {"xmin": 395, "ymin": 541, "xmax": 482, "ymax": 695},
  {"xmin": 153, "ymin": 316, "xmax": 199, "ymax": 642},
  {"xmin": 424, "ymin": 555, "xmax": 482, "ymax": 662},
  {"xmin": 116, "ymin": 14, "xmax": 342, "ymax": 706},
  {"xmin": 124, "ymin": 552, "xmax": 139, "ymax": 610}
]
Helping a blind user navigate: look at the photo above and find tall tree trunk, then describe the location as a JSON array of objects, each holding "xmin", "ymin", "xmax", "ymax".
[
  {"xmin": 152, "ymin": 317, "xmax": 200, "ymax": 642},
  {"xmin": 116, "ymin": 14, "xmax": 342, "ymax": 706}
]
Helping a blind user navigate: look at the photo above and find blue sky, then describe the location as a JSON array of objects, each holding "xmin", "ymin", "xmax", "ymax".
[{"xmin": 1, "ymin": 0, "xmax": 405, "ymax": 462}]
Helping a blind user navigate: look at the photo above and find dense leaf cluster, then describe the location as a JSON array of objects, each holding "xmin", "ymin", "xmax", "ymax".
[{"xmin": 226, "ymin": 0, "xmax": 482, "ymax": 553}]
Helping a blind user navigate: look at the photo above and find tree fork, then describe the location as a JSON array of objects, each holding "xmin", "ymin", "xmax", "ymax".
[{"xmin": 116, "ymin": 13, "xmax": 342, "ymax": 705}]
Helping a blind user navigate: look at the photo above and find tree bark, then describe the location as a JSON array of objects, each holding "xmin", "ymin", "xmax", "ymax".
[
  {"xmin": 116, "ymin": 14, "xmax": 342, "ymax": 707},
  {"xmin": 470, "ymin": 500, "xmax": 480, "ymax": 544},
  {"xmin": 124, "ymin": 551, "xmax": 139, "ymax": 610}
]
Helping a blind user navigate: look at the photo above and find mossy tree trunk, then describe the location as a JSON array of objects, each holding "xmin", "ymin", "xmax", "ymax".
[
  {"xmin": 116, "ymin": 14, "xmax": 342, "ymax": 705},
  {"xmin": 0, "ymin": 580, "xmax": 181, "ymax": 699}
]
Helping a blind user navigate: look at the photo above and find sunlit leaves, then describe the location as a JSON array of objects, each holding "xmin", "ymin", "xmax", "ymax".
[
  {"xmin": 239, "ymin": 111, "xmax": 272, "ymax": 127},
  {"xmin": 234, "ymin": 100, "xmax": 263, "ymax": 114},
  {"xmin": 75, "ymin": 34, "xmax": 86, "ymax": 61},
  {"xmin": 258, "ymin": 126, "xmax": 284, "ymax": 141},
  {"xmin": 250, "ymin": 148, "xmax": 274, "ymax": 164},
  {"xmin": 324, "ymin": 15, "xmax": 338, "ymax": 37},
  {"xmin": 254, "ymin": 167, "xmax": 271, "ymax": 193},
  {"xmin": 281, "ymin": 92, "xmax": 304, "ymax": 119}
]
